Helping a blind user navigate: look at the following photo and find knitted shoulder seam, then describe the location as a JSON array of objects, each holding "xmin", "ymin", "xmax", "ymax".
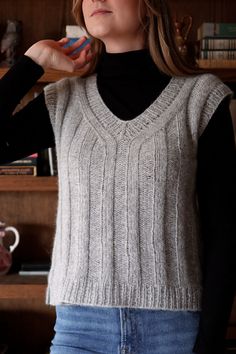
[
  {"xmin": 199, "ymin": 74, "xmax": 233, "ymax": 137},
  {"xmin": 43, "ymin": 77, "xmax": 72, "ymax": 131},
  {"xmin": 188, "ymin": 73, "xmax": 233, "ymax": 138}
]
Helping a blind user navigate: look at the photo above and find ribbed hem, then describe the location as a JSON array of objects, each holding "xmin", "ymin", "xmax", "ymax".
[{"xmin": 45, "ymin": 277, "xmax": 202, "ymax": 311}]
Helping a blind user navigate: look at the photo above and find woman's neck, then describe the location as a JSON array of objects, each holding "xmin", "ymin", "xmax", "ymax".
[
  {"xmin": 96, "ymin": 48, "xmax": 165, "ymax": 80},
  {"xmin": 95, "ymin": 49, "xmax": 171, "ymax": 120}
]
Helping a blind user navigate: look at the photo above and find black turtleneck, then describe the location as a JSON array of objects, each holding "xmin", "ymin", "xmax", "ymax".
[
  {"xmin": 0, "ymin": 50, "xmax": 235, "ymax": 354},
  {"xmin": 96, "ymin": 49, "xmax": 171, "ymax": 119}
]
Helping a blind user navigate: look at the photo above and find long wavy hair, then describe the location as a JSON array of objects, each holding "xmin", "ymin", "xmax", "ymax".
[{"xmin": 72, "ymin": 0, "xmax": 201, "ymax": 77}]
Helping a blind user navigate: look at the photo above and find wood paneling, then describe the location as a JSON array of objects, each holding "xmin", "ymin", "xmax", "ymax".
[{"xmin": 0, "ymin": 0, "xmax": 75, "ymax": 55}]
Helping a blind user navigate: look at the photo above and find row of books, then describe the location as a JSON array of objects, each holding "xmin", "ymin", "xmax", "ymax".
[
  {"xmin": 0, "ymin": 153, "xmax": 37, "ymax": 176},
  {"xmin": 197, "ymin": 22, "xmax": 236, "ymax": 63},
  {"xmin": 199, "ymin": 50, "xmax": 236, "ymax": 60},
  {"xmin": 0, "ymin": 148, "xmax": 57, "ymax": 176}
]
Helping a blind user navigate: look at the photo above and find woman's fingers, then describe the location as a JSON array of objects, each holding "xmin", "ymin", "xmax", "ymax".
[
  {"xmin": 70, "ymin": 44, "xmax": 91, "ymax": 61},
  {"xmin": 49, "ymin": 37, "xmax": 94, "ymax": 72},
  {"xmin": 57, "ymin": 37, "xmax": 70, "ymax": 46},
  {"xmin": 63, "ymin": 36, "xmax": 91, "ymax": 56},
  {"xmin": 73, "ymin": 48, "xmax": 94, "ymax": 71}
]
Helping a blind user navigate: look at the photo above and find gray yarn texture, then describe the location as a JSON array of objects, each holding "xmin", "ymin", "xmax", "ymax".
[{"xmin": 44, "ymin": 73, "xmax": 232, "ymax": 310}]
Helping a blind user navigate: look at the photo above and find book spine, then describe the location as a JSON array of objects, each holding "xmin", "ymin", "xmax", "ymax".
[
  {"xmin": 0, "ymin": 166, "xmax": 37, "ymax": 175},
  {"xmin": 200, "ymin": 50, "xmax": 236, "ymax": 60},
  {"xmin": 218, "ymin": 23, "xmax": 236, "ymax": 37},
  {"xmin": 198, "ymin": 22, "xmax": 236, "ymax": 40},
  {"xmin": 201, "ymin": 38, "xmax": 236, "ymax": 50},
  {"xmin": 2, "ymin": 154, "xmax": 38, "ymax": 166},
  {"xmin": 6, "ymin": 158, "xmax": 37, "ymax": 166},
  {"xmin": 198, "ymin": 22, "xmax": 214, "ymax": 39},
  {"xmin": 48, "ymin": 147, "xmax": 58, "ymax": 176},
  {"xmin": 19, "ymin": 270, "xmax": 49, "ymax": 276}
]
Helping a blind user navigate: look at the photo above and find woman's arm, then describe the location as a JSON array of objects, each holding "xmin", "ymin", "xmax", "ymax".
[
  {"xmin": 194, "ymin": 96, "xmax": 236, "ymax": 354},
  {"xmin": 0, "ymin": 37, "xmax": 93, "ymax": 164},
  {"xmin": 0, "ymin": 55, "xmax": 55, "ymax": 164},
  {"xmin": 0, "ymin": 93, "xmax": 55, "ymax": 164}
]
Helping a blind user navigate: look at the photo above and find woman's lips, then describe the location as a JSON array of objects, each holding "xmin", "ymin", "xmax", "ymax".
[{"xmin": 91, "ymin": 9, "xmax": 112, "ymax": 17}]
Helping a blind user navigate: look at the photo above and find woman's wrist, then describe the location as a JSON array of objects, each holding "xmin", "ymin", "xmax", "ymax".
[{"xmin": 24, "ymin": 42, "xmax": 49, "ymax": 70}]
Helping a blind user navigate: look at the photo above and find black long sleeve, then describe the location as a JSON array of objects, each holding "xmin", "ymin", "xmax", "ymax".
[
  {"xmin": 193, "ymin": 96, "xmax": 236, "ymax": 354},
  {"xmin": 0, "ymin": 55, "xmax": 54, "ymax": 164}
]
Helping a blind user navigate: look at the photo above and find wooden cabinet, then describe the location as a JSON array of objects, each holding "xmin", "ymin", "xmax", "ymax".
[{"xmin": 0, "ymin": 0, "xmax": 235, "ymax": 353}]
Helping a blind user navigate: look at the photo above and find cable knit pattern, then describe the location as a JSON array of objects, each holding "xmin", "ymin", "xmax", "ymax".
[{"xmin": 43, "ymin": 73, "xmax": 232, "ymax": 310}]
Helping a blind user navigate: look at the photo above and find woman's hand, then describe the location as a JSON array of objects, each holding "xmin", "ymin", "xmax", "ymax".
[{"xmin": 24, "ymin": 37, "xmax": 93, "ymax": 72}]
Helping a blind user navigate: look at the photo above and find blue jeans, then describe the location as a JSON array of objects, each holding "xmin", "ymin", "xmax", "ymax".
[{"xmin": 50, "ymin": 305, "xmax": 201, "ymax": 354}]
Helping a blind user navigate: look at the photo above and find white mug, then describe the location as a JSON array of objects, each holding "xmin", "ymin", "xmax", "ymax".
[{"xmin": 0, "ymin": 221, "xmax": 20, "ymax": 275}]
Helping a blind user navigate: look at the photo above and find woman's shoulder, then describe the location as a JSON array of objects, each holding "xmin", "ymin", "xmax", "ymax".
[
  {"xmin": 181, "ymin": 71, "xmax": 223, "ymax": 86},
  {"xmin": 43, "ymin": 74, "xmax": 92, "ymax": 101},
  {"xmin": 179, "ymin": 71, "xmax": 233, "ymax": 100}
]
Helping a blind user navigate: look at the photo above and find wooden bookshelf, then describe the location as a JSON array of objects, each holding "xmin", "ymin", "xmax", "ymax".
[
  {"xmin": 0, "ymin": 0, "xmax": 235, "ymax": 352},
  {"xmin": 197, "ymin": 59, "xmax": 236, "ymax": 70},
  {"xmin": 0, "ymin": 176, "xmax": 58, "ymax": 192},
  {"xmin": 0, "ymin": 274, "xmax": 47, "ymax": 299},
  {"xmin": 0, "ymin": 174, "xmax": 57, "ymax": 351}
]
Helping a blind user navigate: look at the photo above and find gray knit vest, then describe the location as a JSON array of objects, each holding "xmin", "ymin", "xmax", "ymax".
[{"xmin": 44, "ymin": 73, "xmax": 232, "ymax": 310}]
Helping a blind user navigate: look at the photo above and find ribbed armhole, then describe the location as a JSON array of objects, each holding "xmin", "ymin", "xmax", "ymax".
[
  {"xmin": 198, "ymin": 75, "xmax": 233, "ymax": 138},
  {"xmin": 44, "ymin": 82, "xmax": 57, "ymax": 131}
]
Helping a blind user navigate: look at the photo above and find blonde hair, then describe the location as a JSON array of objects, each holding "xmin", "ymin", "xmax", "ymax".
[{"xmin": 72, "ymin": 0, "xmax": 201, "ymax": 77}]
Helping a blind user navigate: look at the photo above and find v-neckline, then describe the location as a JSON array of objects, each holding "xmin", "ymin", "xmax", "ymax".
[{"xmin": 79, "ymin": 74, "xmax": 189, "ymax": 142}]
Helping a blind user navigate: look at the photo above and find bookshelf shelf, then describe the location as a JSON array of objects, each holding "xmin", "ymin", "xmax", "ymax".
[
  {"xmin": 197, "ymin": 59, "xmax": 236, "ymax": 70},
  {"xmin": 0, "ymin": 66, "xmax": 236, "ymax": 83},
  {"xmin": 0, "ymin": 67, "xmax": 80, "ymax": 83},
  {"xmin": 39, "ymin": 69, "xmax": 81, "ymax": 83},
  {"xmin": 0, "ymin": 274, "xmax": 47, "ymax": 299},
  {"xmin": 0, "ymin": 176, "xmax": 58, "ymax": 192}
]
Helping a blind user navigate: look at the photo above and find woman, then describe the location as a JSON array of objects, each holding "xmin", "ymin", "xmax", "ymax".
[{"xmin": 0, "ymin": 0, "xmax": 235, "ymax": 353}]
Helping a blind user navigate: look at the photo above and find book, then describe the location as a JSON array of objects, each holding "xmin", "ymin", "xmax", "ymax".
[
  {"xmin": 19, "ymin": 270, "xmax": 49, "ymax": 275},
  {"xmin": 48, "ymin": 147, "xmax": 58, "ymax": 176},
  {"xmin": 0, "ymin": 153, "xmax": 38, "ymax": 175},
  {"xmin": 64, "ymin": 25, "xmax": 91, "ymax": 54},
  {"xmin": 19, "ymin": 262, "xmax": 50, "ymax": 275},
  {"xmin": 0, "ymin": 165, "xmax": 37, "ymax": 175},
  {"xmin": 37, "ymin": 148, "xmax": 57, "ymax": 176},
  {"xmin": 65, "ymin": 25, "xmax": 87, "ymax": 38},
  {"xmin": 20, "ymin": 262, "xmax": 50, "ymax": 271},
  {"xmin": 1, "ymin": 153, "xmax": 38, "ymax": 166},
  {"xmin": 201, "ymin": 37, "xmax": 236, "ymax": 50},
  {"xmin": 200, "ymin": 50, "xmax": 236, "ymax": 60},
  {"xmin": 197, "ymin": 22, "xmax": 236, "ymax": 40},
  {"xmin": 6, "ymin": 154, "xmax": 38, "ymax": 166}
]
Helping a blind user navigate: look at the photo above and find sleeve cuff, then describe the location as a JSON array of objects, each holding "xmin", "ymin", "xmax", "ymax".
[{"xmin": 1, "ymin": 54, "xmax": 44, "ymax": 87}]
